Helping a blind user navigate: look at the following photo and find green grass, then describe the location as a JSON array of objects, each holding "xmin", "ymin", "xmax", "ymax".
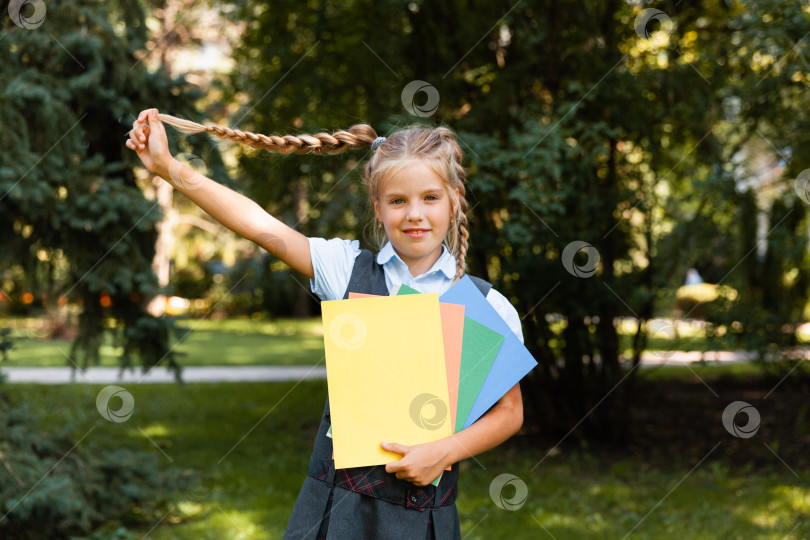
[
  {"xmin": 637, "ymin": 361, "xmax": 765, "ymax": 381},
  {"xmin": 616, "ymin": 319, "xmax": 740, "ymax": 355},
  {"xmin": 0, "ymin": 316, "xmax": 326, "ymax": 367},
  {"xmin": 1, "ymin": 315, "xmax": 789, "ymax": 369},
  {"xmin": 3, "ymin": 382, "xmax": 807, "ymax": 539}
]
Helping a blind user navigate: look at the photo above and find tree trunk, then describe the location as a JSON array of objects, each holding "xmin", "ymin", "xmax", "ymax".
[
  {"xmin": 147, "ymin": 178, "xmax": 174, "ymax": 316},
  {"xmin": 293, "ymin": 177, "xmax": 311, "ymax": 317}
]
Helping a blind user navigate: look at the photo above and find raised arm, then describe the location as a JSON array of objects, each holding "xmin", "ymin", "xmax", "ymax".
[{"xmin": 126, "ymin": 108, "xmax": 313, "ymax": 279}]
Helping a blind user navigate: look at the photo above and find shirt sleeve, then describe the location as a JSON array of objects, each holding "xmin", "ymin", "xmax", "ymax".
[
  {"xmin": 308, "ymin": 237, "xmax": 362, "ymax": 302},
  {"xmin": 485, "ymin": 288, "xmax": 525, "ymax": 345}
]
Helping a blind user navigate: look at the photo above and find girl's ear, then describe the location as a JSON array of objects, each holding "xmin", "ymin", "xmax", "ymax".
[{"xmin": 373, "ymin": 199, "xmax": 382, "ymax": 223}]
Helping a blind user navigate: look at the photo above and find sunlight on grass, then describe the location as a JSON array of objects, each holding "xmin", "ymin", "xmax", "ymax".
[
  {"xmin": 137, "ymin": 423, "xmax": 170, "ymax": 438},
  {"xmin": 189, "ymin": 507, "xmax": 268, "ymax": 540},
  {"xmin": 178, "ymin": 317, "xmax": 323, "ymax": 337},
  {"xmin": 0, "ymin": 316, "xmax": 326, "ymax": 367},
  {"xmin": 100, "ymin": 344, "xmax": 125, "ymax": 356},
  {"xmin": 3, "ymin": 382, "xmax": 805, "ymax": 539}
]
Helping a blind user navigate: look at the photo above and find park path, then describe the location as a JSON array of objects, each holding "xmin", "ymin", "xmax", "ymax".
[
  {"xmin": 0, "ymin": 365, "xmax": 327, "ymax": 384},
  {"xmin": 0, "ymin": 350, "xmax": 763, "ymax": 384}
]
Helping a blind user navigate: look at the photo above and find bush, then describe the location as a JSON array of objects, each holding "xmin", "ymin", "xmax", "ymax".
[
  {"xmin": 674, "ymin": 283, "xmax": 738, "ymax": 320},
  {"xmin": 212, "ymin": 256, "xmax": 318, "ymax": 318},
  {"xmin": 0, "ymin": 397, "xmax": 184, "ymax": 539},
  {"xmin": 170, "ymin": 261, "xmax": 215, "ymax": 300}
]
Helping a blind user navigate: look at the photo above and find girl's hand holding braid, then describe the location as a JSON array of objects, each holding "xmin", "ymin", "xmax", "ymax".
[
  {"xmin": 125, "ymin": 108, "xmax": 316, "ymax": 278},
  {"xmin": 126, "ymin": 108, "xmax": 174, "ymax": 178}
]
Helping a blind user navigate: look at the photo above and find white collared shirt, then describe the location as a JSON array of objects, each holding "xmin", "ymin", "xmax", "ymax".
[{"xmin": 308, "ymin": 237, "xmax": 524, "ymax": 343}]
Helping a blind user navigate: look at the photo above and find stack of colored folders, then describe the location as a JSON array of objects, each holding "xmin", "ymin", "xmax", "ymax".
[{"xmin": 321, "ymin": 275, "xmax": 537, "ymax": 474}]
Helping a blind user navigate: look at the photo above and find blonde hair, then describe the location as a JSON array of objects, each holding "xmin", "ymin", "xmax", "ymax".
[{"xmin": 156, "ymin": 114, "xmax": 470, "ymax": 277}]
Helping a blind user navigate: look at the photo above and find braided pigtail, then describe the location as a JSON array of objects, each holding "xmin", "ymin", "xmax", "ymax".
[
  {"xmin": 443, "ymin": 129, "xmax": 469, "ymax": 279},
  {"xmin": 455, "ymin": 182, "xmax": 470, "ymax": 279},
  {"xmin": 156, "ymin": 114, "xmax": 377, "ymax": 154}
]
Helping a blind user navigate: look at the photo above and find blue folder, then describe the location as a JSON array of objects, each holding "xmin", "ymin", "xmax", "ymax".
[{"xmin": 440, "ymin": 276, "xmax": 538, "ymax": 429}]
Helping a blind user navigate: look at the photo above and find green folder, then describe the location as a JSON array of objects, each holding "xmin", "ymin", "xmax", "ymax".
[{"xmin": 453, "ymin": 317, "xmax": 503, "ymax": 432}]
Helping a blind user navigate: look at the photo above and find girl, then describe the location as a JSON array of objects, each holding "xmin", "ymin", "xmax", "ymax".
[{"xmin": 126, "ymin": 108, "xmax": 524, "ymax": 540}]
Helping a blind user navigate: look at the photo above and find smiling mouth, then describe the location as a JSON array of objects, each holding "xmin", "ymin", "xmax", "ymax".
[{"xmin": 404, "ymin": 229, "xmax": 429, "ymax": 237}]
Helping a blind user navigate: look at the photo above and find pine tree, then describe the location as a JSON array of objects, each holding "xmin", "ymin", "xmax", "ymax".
[{"xmin": 0, "ymin": 0, "xmax": 226, "ymax": 374}]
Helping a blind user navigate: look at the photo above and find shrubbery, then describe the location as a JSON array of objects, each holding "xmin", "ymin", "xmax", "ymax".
[{"xmin": 0, "ymin": 397, "xmax": 185, "ymax": 539}]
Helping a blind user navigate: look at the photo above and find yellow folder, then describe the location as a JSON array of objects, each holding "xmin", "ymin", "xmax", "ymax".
[{"xmin": 322, "ymin": 293, "xmax": 452, "ymax": 469}]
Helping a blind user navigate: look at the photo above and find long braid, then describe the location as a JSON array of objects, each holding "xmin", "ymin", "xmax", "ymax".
[
  {"xmin": 153, "ymin": 114, "xmax": 472, "ymax": 276},
  {"xmin": 454, "ymin": 163, "xmax": 470, "ymax": 279},
  {"xmin": 155, "ymin": 114, "xmax": 377, "ymax": 154}
]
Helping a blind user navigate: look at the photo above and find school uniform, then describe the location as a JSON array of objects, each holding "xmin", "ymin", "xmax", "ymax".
[{"xmin": 283, "ymin": 239, "xmax": 524, "ymax": 540}]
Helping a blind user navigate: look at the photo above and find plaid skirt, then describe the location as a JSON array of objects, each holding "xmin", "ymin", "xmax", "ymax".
[{"xmin": 283, "ymin": 400, "xmax": 461, "ymax": 540}]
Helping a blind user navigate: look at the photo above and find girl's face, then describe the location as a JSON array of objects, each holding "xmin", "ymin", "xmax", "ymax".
[{"xmin": 373, "ymin": 160, "xmax": 456, "ymax": 277}]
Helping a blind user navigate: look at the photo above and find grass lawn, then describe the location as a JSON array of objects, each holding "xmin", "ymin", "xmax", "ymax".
[
  {"xmin": 2, "ymin": 315, "xmax": 798, "ymax": 370},
  {"xmin": 0, "ymin": 316, "xmax": 326, "ymax": 367},
  {"xmin": 3, "ymin": 382, "xmax": 807, "ymax": 539}
]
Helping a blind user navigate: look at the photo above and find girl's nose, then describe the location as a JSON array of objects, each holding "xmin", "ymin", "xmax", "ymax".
[{"xmin": 406, "ymin": 203, "xmax": 424, "ymax": 221}]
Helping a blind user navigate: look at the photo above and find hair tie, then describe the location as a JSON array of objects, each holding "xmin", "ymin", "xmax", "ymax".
[{"xmin": 371, "ymin": 136, "xmax": 387, "ymax": 151}]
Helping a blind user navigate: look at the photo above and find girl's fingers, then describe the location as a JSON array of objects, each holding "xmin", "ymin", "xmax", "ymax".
[
  {"xmin": 150, "ymin": 113, "xmax": 165, "ymax": 135},
  {"xmin": 130, "ymin": 122, "xmax": 142, "ymax": 141},
  {"xmin": 128, "ymin": 124, "xmax": 140, "ymax": 145},
  {"xmin": 127, "ymin": 109, "xmax": 157, "ymax": 153},
  {"xmin": 128, "ymin": 108, "xmax": 163, "ymax": 152},
  {"xmin": 129, "ymin": 128, "xmax": 143, "ymax": 151},
  {"xmin": 140, "ymin": 125, "xmax": 150, "ymax": 150},
  {"xmin": 140, "ymin": 108, "xmax": 155, "ymax": 124}
]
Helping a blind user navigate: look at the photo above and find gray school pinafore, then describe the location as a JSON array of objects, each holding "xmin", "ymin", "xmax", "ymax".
[{"xmin": 283, "ymin": 249, "xmax": 492, "ymax": 540}]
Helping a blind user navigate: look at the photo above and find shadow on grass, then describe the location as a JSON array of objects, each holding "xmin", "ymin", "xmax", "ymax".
[{"xmin": 2, "ymin": 376, "xmax": 807, "ymax": 539}]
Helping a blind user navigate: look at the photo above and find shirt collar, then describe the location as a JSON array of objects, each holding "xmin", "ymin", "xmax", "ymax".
[{"xmin": 377, "ymin": 241, "xmax": 457, "ymax": 279}]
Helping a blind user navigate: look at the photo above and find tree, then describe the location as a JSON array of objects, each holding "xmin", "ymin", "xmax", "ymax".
[
  {"xmin": 218, "ymin": 0, "xmax": 809, "ymax": 441},
  {"xmin": 0, "ymin": 0, "xmax": 226, "ymax": 374}
]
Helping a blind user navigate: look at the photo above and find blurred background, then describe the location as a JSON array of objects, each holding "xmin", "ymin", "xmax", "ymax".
[{"xmin": 1, "ymin": 0, "xmax": 808, "ymax": 538}]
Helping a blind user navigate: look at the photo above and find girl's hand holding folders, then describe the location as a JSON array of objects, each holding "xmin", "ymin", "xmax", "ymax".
[{"xmin": 382, "ymin": 440, "xmax": 451, "ymax": 487}]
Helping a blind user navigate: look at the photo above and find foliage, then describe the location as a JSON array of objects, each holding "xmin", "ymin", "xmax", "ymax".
[
  {"xmin": 0, "ymin": 0, "xmax": 227, "ymax": 373},
  {"xmin": 220, "ymin": 257, "xmax": 320, "ymax": 317},
  {"xmin": 215, "ymin": 0, "xmax": 810, "ymax": 441},
  {"xmin": 0, "ymin": 328, "xmax": 12, "ymax": 361},
  {"xmin": 676, "ymin": 284, "xmax": 739, "ymax": 305},
  {"xmin": 0, "ymin": 327, "xmax": 11, "ymax": 384},
  {"xmin": 674, "ymin": 283, "xmax": 738, "ymax": 320},
  {"xmin": 169, "ymin": 260, "xmax": 215, "ymax": 300},
  {"xmin": 0, "ymin": 397, "xmax": 184, "ymax": 539}
]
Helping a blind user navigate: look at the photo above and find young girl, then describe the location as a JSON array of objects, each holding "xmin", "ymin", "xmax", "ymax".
[{"xmin": 126, "ymin": 108, "xmax": 524, "ymax": 540}]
